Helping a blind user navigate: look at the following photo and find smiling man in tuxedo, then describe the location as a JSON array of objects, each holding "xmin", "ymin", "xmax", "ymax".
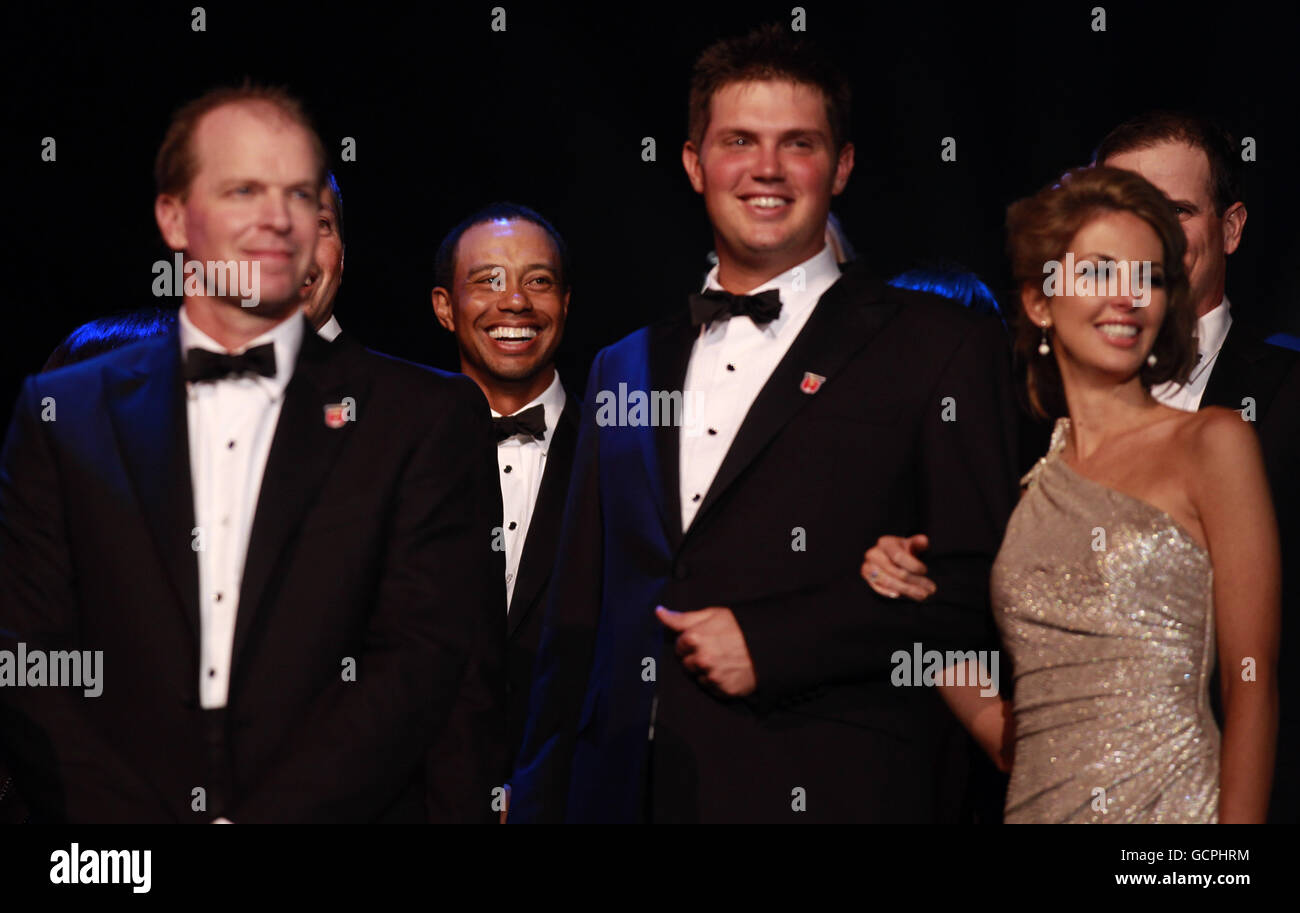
[
  {"xmin": 0, "ymin": 85, "xmax": 504, "ymax": 822},
  {"xmin": 509, "ymin": 25, "xmax": 1018, "ymax": 822},
  {"xmin": 433, "ymin": 204, "xmax": 578, "ymax": 775}
]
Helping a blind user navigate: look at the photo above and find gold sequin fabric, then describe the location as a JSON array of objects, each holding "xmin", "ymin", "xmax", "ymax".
[{"xmin": 992, "ymin": 418, "xmax": 1219, "ymax": 823}]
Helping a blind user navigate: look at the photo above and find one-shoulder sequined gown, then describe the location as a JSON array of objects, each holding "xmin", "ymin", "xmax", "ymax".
[{"xmin": 991, "ymin": 418, "xmax": 1219, "ymax": 823}]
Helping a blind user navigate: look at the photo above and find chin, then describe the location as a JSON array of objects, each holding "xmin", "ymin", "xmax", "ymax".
[
  {"xmin": 249, "ymin": 293, "xmax": 301, "ymax": 316},
  {"xmin": 486, "ymin": 361, "xmax": 543, "ymax": 383}
]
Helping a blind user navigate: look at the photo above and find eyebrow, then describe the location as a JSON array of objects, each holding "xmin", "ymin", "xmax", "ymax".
[
  {"xmin": 1078, "ymin": 252, "xmax": 1164, "ymax": 268},
  {"xmin": 217, "ymin": 178, "xmax": 318, "ymax": 191},
  {"xmin": 714, "ymin": 127, "xmax": 826, "ymax": 141},
  {"xmin": 466, "ymin": 262, "xmax": 558, "ymax": 274}
]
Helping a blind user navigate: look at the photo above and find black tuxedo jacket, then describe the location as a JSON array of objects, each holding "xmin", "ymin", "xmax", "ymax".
[
  {"xmin": 1201, "ymin": 319, "xmax": 1300, "ymax": 823},
  {"xmin": 511, "ymin": 262, "xmax": 1019, "ymax": 822},
  {"xmin": 0, "ymin": 315, "xmax": 506, "ymax": 822},
  {"xmin": 505, "ymin": 396, "xmax": 579, "ymax": 767}
]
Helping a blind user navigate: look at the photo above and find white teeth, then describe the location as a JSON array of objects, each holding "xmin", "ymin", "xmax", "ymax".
[
  {"xmin": 747, "ymin": 196, "xmax": 788, "ymax": 209},
  {"xmin": 1098, "ymin": 324, "xmax": 1139, "ymax": 338},
  {"xmin": 489, "ymin": 326, "xmax": 538, "ymax": 340}
]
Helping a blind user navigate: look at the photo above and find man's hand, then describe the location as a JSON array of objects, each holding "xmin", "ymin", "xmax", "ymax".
[{"xmin": 655, "ymin": 605, "xmax": 757, "ymax": 697}]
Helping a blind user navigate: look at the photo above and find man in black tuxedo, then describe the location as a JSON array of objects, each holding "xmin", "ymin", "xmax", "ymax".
[
  {"xmin": 0, "ymin": 86, "xmax": 505, "ymax": 822},
  {"xmin": 509, "ymin": 26, "xmax": 1018, "ymax": 823},
  {"xmin": 432, "ymin": 204, "xmax": 579, "ymax": 775},
  {"xmin": 1098, "ymin": 113, "xmax": 1300, "ymax": 822}
]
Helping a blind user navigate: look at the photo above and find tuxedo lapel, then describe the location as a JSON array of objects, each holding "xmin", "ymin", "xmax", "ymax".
[
  {"xmin": 508, "ymin": 396, "xmax": 578, "ymax": 637},
  {"xmin": 231, "ymin": 321, "xmax": 367, "ymax": 671},
  {"xmin": 689, "ymin": 274, "xmax": 900, "ymax": 534},
  {"xmin": 643, "ymin": 311, "xmax": 696, "ymax": 549},
  {"xmin": 1200, "ymin": 323, "xmax": 1248, "ymax": 411},
  {"xmin": 1204, "ymin": 321, "xmax": 1300, "ymax": 419},
  {"xmin": 104, "ymin": 328, "xmax": 201, "ymax": 641}
]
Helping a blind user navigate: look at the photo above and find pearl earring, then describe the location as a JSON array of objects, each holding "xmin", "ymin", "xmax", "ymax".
[
  {"xmin": 1147, "ymin": 352, "xmax": 1157, "ymax": 367},
  {"xmin": 1038, "ymin": 322, "xmax": 1050, "ymax": 356}
]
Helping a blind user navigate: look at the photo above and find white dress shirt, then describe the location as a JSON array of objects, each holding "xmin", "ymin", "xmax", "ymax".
[
  {"xmin": 494, "ymin": 371, "xmax": 567, "ymax": 609},
  {"xmin": 180, "ymin": 307, "xmax": 305, "ymax": 708},
  {"xmin": 1152, "ymin": 296, "xmax": 1232, "ymax": 412},
  {"xmin": 679, "ymin": 245, "xmax": 841, "ymax": 531},
  {"xmin": 317, "ymin": 314, "xmax": 342, "ymax": 341}
]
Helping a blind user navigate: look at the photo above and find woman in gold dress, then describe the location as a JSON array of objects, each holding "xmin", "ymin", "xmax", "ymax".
[{"xmin": 860, "ymin": 166, "xmax": 1279, "ymax": 823}]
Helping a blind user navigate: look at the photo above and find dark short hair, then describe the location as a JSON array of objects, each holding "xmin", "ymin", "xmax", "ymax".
[
  {"xmin": 324, "ymin": 171, "xmax": 344, "ymax": 245},
  {"xmin": 43, "ymin": 308, "xmax": 178, "ymax": 372},
  {"xmin": 888, "ymin": 266, "xmax": 1001, "ymax": 318},
  {"xmin": 154, "ymin": 82, "xmax": 326, "ymax": 199},
  {"xmin": 1006, "ymin": 166, "xmax": 1196, "ymax": 419},
  {"xmin": 688, "ymin": 24, "xmax": 851, "ymax": 152},
  {"xmin": 1093, "ymin": 111, "xmax": 1241, "ymax": 215},
  {"xmin": 434, "ymin": 202, "xmax": 569, "ymax": 292}
]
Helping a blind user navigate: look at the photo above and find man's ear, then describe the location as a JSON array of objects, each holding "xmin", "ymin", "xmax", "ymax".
[
  {"xmin": 682, "ymin": 141, "xmax": 705, "ymax": 194},
  {"xmin": 1222, "ymin": 201, "xmax": 1247, "ymax": 256},
  {"xmin": 561, "ymin": 286, "xmax": 571, "ymax": 319},
  {"xmin": 431, "ymin": 287, "xmax": 456, "ymax": 333},
  {"xmin": 155, "ymin": 194, "xmax": 187, "ymax": 251},
  {"xmin": 831, "ymin": 141, "xmax": 855, "ymax": 195}
]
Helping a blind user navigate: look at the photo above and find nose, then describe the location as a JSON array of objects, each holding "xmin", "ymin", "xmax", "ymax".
[
  {"xmin": 751, "ymin": 140, "xmax": 784, "ymax": 181},
  {"xmin": 498, "ymin": 280, "xmax": 532, "ymax": 312},
  {"xmin": 256, "ymin": 192, "xmax": 293, "ymax": 234}
]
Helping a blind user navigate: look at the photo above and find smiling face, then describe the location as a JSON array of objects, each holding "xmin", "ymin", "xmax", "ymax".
[
  {"xmin": 432, "ymin": 218, "xmax": 568, "ymax": 394},
  {"xmin": 155, "ymin": 101, "xmax": 320, "ymax": 317},
  {"xmin": 682, "ymin": 79, "xmax": 853, "ymax": 286},
  {"xmin": 1027, "ymin": 209, "xmax": 1169, "ymax": 386},
  {"xmin": 1103, "ymin": 140, "xmax": 1244, "ymax": 318},
  {"xmin": 298, "ymin": 182, "xmax": 344, "ymax": 329}
]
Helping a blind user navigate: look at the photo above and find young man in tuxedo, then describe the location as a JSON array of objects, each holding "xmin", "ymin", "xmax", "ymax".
[
  {"xmin": 0, "ymin": 86, "xmax": 505, "ymax": 822},
  {"xmin": 1098, "ymin": 113, "xmax": 1300, "ymax": 822},
  {"xmin": 509, "ymin": 26, "xmax": 1018, "ymax": 823},
  {"xmin": 432, "ymin": 204, "xmax": 579, "ymax": 773}
]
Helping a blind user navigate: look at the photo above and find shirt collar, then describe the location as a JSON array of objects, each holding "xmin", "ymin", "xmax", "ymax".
[
  {"xmin": 179, "ymin": 304, "xmax": 305, "ymax": 401},
  {"xmin": 490, "ymin": 369, "xmax": 566, "ymax": 453},
  {"xmin": 317, "ymin": 314, "xmax": 343, "ymax": 342},
  {"xmin": 701, "ymin": 244, "xmax": 840, "ymax": 333},
  {"xmin": 1196, "ymin": 296, "xmax": 1232, "ymax": 358}
]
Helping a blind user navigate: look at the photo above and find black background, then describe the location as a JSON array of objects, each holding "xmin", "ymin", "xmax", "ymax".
[{"xmin": 3, "ymin": 1, "xmax": 1297, "ymax": 430}]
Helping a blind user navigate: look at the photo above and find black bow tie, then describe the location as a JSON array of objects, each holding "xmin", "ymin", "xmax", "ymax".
[
  {"xmin": 493, "ymin": 404, "xmax": 546, "ymax": 442},
  {"xmin": 689, "ymin": 288, "xmax": 783, "ymax": 328},
  {"xmin": 183, "ymin": 344, "xmax": 277, "ymax": 383}
]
